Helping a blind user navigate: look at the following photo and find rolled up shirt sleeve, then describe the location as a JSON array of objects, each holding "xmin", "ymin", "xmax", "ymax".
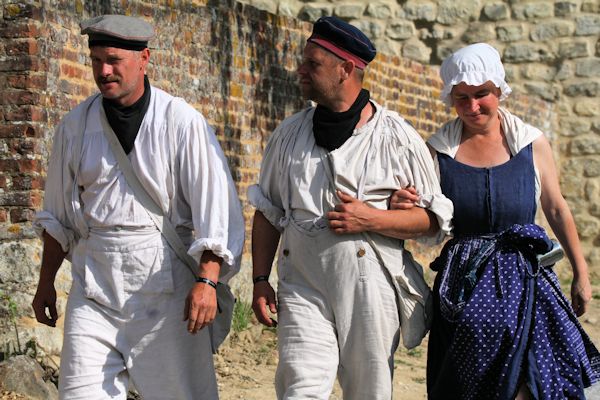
[{"xmin": 176, "ymin": 110, "xmax": 245, "ymax": 282}]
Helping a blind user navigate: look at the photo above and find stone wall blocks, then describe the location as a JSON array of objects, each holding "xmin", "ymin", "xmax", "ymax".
[
  {"xmin": 2, "ymin": 3, "xmax": 40, "ymax": 20},
  {"xmin": 524, "ymin": 82, "xmax": 561, "ymax": 102},
  {"xmin": 402, "ymin": 1, "xmax": 437, "ymax": 22},
  {"xmin": 482, "ymin": 3, "xmax": 510, "ymax": 21},
  {"xmin": 583, "ymin": 158, "xmax": 600, "ymax": 177},
  {"xmin": 554, "ymin": 1, "xmax": 580, "ymax": 17},
  {"xmin": 298, "ymin": 4, "xmax": 332, "ymax": 22},
  {"xmin": 462, "ymin": 23, "xmax": 497, "ymax": 44},
  {"xmin": 365, "ymin": 3, "xmax": 394, "ymax": 20},
  {"xmin": 512, "ymin": 2, "xmax": 554, "ymax": 20},
  {"xmin": 564, "ymin": 80, "xmax": 600, "ymax": 96},
  {"xmin": 558, "ymin": 40, "xmax": 590, "ymax": 59},
  {"xmin": 575, "ymin": 58, "xmax": 600, "ymax": 77},
  {"xmin": 374, "ymin": 38, "xmax": 401, "ymax": 56},
  {"xmin": 503, "ymin": 43, "xmax": 553, "ymax": 63},
  {"xmin": 576, "ymin": 215, "xmax": 600, "ymax": 238},
  {"xmin": 556, "ymin": 61, "xmax": 575, "ymax": 80},
  {"xmin": 574, "ymin": 99, "xmax": 600, "ymax": 116},
  {"xmin": 386, "ymin": 21, "xmax": 415, "ymax": 41},
  {"xmin": 248, "ymin": 0, "xmax": 278, "ymax": 15},
  {"xmin": 432, "ymin": 25, "xmax": 458, "ymax": 40},
  {"xmin": 496, "ymin": 24, "xmax": 526, "ymax": 42},
  {"xmin": 436, "ymin": 42, "xmax": 462, "ymax": 62},
  {"xmin": 351, "ymin": 19, "xmax": 385, "ymax": 39},
  {"xmin": 560, "ymin": 117, "xmax": 593, "ymax": 135},
  {"xmin": 575, "ymin": 15, "xmax": 600, "ymax": 36},
  {"xmin": 570, "ymin": 135, "xmax": 600, "ymax": 155},
  {"xmin": 581, "ymin": 0, "xmax": 600, "ymax": 12},
  {"xmin": 402, "ymin": 38, "xmax": 432, "ymax": 64},
  {"xmin": 521, "ymin": 64, "xmax": 558, "ymax": 82},
  {"xmin": 436, "ymin": 0, "xmax": 481, "ymax": 26},
  {"xmin": 333, "ymin": 4, "xmax": 365, "ymax": 20},
  {"xmin": 530, "ymin": 20, "xmax": 574, "ymax": 42}
]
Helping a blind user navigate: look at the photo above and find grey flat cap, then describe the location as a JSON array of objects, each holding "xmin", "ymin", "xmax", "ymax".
[{"xmin": 80, "ymin": 15, "xmax": 154, "ymax": 50}]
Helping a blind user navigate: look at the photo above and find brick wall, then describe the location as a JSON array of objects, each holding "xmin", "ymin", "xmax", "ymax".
[{"xmin": 0, "ymin": 0, "xmax": 553, "ymax": 355}]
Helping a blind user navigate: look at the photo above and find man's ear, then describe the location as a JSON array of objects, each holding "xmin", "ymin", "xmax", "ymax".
[{"xmin": 341, "ymin": 60, "xmax": 355, "ymax": 80}]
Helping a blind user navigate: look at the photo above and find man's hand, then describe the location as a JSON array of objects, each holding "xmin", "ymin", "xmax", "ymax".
[
  {"xmin": 571, "ymin": 275, "xmax": 592, "ymax": 317},
  {"xmin": 32, "ymin": 282, "xmax": 58, "ymax": 327},
  {"xmin": 327, "ymin": 191, "xmax": 373, "ymax": 234},
  {"xmin": 184, "ymin": 280, "xmax": 218, "ymax": 334},
  {"xmin": 252, "ymin": 281, "xmax": 277, "ymax": 327},
  {"xmin": 390, "ymin": 187, "xmax": 419, "ymax": 210}
]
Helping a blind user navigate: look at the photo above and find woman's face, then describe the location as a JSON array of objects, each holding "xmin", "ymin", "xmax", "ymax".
[{"xmin": 451, "ymin": 81, "xmax": 501, "ymax": 133}]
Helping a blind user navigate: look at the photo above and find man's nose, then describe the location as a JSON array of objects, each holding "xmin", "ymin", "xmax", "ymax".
[{"xmin": 100, "ymin": 63, "xmax": 112, "ymax": 77}]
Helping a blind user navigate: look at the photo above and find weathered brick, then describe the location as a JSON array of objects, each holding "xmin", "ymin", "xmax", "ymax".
[
  {"xmin": 0, "ymin": 90, "xmax": 36, "ymax": 106},
  {"xmin": 4, "ymin": 39, "xmax": 38, "ymax": 56},
  {"xmin": 2, "ymin": 3, "xmax": 40, "ymax": 20},
  {"xmin": 9, "ymin": 208, "xmax": 35, "ymax": 223},
  {"xmin": 0, "ymin": 124, "xmax": 39, "ymax": 138},
  {"xmin": 0, "ymin": 22, "xmax": 41, "ymax": 39}
]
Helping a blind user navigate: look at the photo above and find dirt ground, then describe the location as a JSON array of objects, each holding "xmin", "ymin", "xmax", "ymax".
[{"xmin": 215, "ymin": 282, "xmax": 600, "ymax": 400}]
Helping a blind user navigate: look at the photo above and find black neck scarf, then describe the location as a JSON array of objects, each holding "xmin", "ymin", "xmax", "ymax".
[
  {"xmin": 313, "ymin": 89, "xmax": 371, "ymax": 152},
  {"xmin": 103, "ymin": 75, "xmax": 151, "ymax": 155}
]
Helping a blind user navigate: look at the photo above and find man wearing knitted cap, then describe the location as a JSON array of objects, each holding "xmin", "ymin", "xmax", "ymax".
[
  {"xmin": 31, "ymin": 14, "xmax": 244, "ymax": 399},
  {"xmin": 249, "ymin": 16, "xmax": 453, "ymax": 399}
]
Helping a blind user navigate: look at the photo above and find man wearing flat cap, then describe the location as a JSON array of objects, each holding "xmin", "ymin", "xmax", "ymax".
[
  {"xmin": 31, "ymin": 14, "xmax": 244, "ymax": 399},
  {"xmin": 249, "ymin": 16, "xmax": 452, "ymax": 399}
]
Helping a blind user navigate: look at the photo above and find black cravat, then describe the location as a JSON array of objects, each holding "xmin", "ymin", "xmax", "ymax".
[
  {"xmin": 313, "ymin": 89, "xmax": 371, "ymax": 151},
  {"xmin": 102, "ymin": 76, "xmax": 151, "ymax": 155}
]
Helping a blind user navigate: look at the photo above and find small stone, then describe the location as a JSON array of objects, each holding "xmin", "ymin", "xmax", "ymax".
[
  {"xmin": 333, "ymin": 4, "xmax": 365, "ymax": 19},
  {"xmin": 403, "ymin": 1, "xmax": 437, "ymax": 21},
  {"xmin": 496, "ymin": 24, "xmax": 525, "ymax": 42},
  {"xmin": 575, "ymin": 58, "xmax": 600, "ymax": 77},
  {"xmin": 365, "ymin": 3, "xmax": 394, "ymax": 19},
  {"xmin": 575, "ymin": 15, "xmax": 600, "ymax": 36},
  {"xmin": 560, "ymin": 118, "xmax": 592, "ymax": 136},
  {"xmin": 402, "ymin": 38, "xmax": 432, "ymax": 64},
  {"xmin": 570, "ymin": 136, "xmax": 600, "ymax": 155},
  {"xmin": 564, "ymin": 81, "xmax": 600, "ymax": 97},
  {"xmin": 523, "ymin": 82, "xmax": 560, "ymax": 102},
  {"xmin": 503, "ymin": 44, "xmax": 552, "ymax": 63},
  {"xmin": 582, "ymin": 1, "xmax": 600, "ymax": 12},
  {"xmin": 558, "ymin": 41, "xmax": 590, "ymax": 59},
  {"xmin": 513, "ymin": 2, "xmax": 554, "ymax": 20},
  {"xmin": 386, "ymin": 21, "xmax": 415, "ymax": 40},
  {"xmin": 554, "ymin": 1, "xmax": 579, "ymax": 16},
  {"xmin": 574, "ymin": 100, "xmax": 600, "ymax": 116},
  {"xmin": 299, "ymin": 5, "xmax": 332, "ymax": 22},
  {"xmin": 583, "ymin": 158, "xmax": 600, "ymax": 177},
  {"xmin": 462, "ymin": 23, "xmax": 496, "ymax": 44},
  {"xmin": 483, "ymin": 3, "xmax": 509, "ymax": 21},
  {"xmin": 530, "ymin": 21, "xmax": 573, "ymax": 42},
  {"xmin": 436, "ymin": 0, "xmax": 480, "ymax": 25}
]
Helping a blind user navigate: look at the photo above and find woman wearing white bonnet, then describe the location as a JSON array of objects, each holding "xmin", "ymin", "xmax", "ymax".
[{"xmin": 393, "ymin": 43, "xmax": 600, "ymax": 399}]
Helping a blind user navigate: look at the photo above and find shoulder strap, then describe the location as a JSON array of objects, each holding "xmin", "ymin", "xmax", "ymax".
[{"xmin": 98, "ymin": 101, "xmax": 198, "ymax": 277}]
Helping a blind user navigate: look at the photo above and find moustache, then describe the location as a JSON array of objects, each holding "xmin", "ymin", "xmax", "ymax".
[{"xmin": 99, "ymin": 77, "xmax": 119, "ymax": 84}]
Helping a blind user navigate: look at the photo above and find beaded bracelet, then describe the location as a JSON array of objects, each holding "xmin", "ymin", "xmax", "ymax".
[
  {"xmin": 195, "ymin": 276, "xmax": 217, "ymax": 289},
  {"xmin": 253, "ymin": 275, "xmax": 269, "ymax": 284}
]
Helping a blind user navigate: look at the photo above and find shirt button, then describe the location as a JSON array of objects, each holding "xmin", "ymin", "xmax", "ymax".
[
  {"xmin": 357, "ymin": 248, "xmax": 366, "ymax": 257},
  {"xmin": 283, "ymin": 249, "xmax": 290, "ymax": 256}
]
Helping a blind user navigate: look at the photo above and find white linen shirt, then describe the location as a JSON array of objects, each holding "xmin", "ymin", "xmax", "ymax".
[
  {"xmin": 34, "ymin": 87, "xmax": 244, "ymax": 281},
  {"xmin": 248, "ymin": 101, "xmax": 453, "ymax": 243}
]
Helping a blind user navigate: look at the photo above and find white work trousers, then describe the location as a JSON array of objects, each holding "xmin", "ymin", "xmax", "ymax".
[
  {"xmin": 58, "ymin": 229, "xmax": 218, "ymax": 400},
  {"xmin": 275, "ymin": 220, "xmax": 401, "ymax": 400}
]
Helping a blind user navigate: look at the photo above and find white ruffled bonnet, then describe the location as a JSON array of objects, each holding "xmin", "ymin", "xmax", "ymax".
[{"xmin": 440, "ymin": 43, "xmax": 512, "ymax": 106}]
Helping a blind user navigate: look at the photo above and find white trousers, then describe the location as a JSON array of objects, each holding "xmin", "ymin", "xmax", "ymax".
[
  {"xmin": 58, "ymin": 229, "xmax": 218, "ymax": 400},
  {"xmin": 275, "ymin": 221, "xmax": 401, "ymax": 400}
]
